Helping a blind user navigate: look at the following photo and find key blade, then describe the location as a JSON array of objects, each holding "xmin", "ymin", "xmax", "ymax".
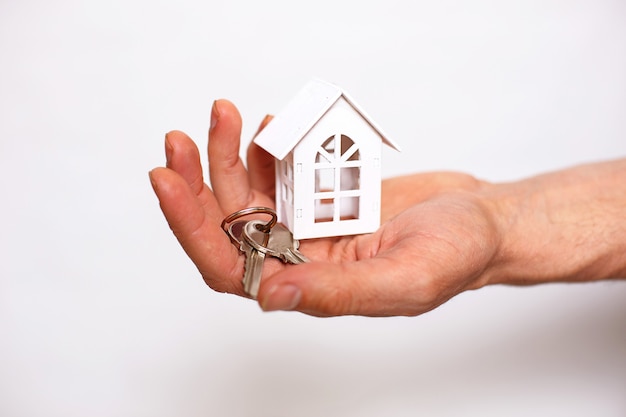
[
  {"xmin": 243, "ymin": 244, "xmax": 266, "ymax": 299},
  {"xmin": 283, "ymin": 248, "xmax": 310, "ymax": 264}
]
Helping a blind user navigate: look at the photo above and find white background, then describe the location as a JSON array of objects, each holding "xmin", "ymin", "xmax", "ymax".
[{"xmin": 1, "ymin": 1, "xmax": 625, "ymax": 416}]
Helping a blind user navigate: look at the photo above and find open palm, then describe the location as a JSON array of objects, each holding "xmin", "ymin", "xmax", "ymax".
[{"xmin": 150, "ymin": 100, "xmax": 501, "ymax": 316}]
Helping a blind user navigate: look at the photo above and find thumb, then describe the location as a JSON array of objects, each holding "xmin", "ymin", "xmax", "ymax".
[{"xmin": 257, "ymin": 257, "xmax": 434, "ymax": 317}]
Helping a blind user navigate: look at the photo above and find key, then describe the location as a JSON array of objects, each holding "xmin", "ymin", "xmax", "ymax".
[
  {"xmin": 241, "ymin": 226, "xmax": 270, "ymax": 299},
  {"xmin": 266, "ymin": 223, "xmax": 310, "ymax": 264},
  {"xmin": 226, "ymin": 220, "xmax": 248, "ymax": 250},
  {"xmin": 243, "ymin": 220, "xmax": 310, "ymax": 264},
  {"xmin": 226, "ymin": 219, "xmax": 269, "ymax": 299},
  {"xmin": 220, "ymin": 207, "xmax": 279, "ymax": 299}
]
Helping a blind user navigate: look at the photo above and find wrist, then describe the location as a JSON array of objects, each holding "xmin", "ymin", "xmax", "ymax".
[{"xmin": 482, "ymin": 159, "xmax": 626, "ymax": 286}]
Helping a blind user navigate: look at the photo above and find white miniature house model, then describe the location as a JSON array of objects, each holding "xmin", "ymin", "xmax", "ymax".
[{"xmin": 253, "ymin": 79, "xmax": 401, "ymax": 240}]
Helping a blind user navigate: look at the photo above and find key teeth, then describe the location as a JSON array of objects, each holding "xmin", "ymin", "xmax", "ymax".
[
  {"xmin": 242, "ymin": 268, "xmax": 251, "ymax": 294},
  {"xmin": 282, "ymin": 249, "xmax": 310, "ymax": 265},
  {"xmin": 238, "ymin": 217, "xmax": 311, "ymax": 298},
  {"xmin": 244, "ymin": 247, "xmax": 265, "ymax": 300},
  {"xmin": 243, "ymin": 265, "xmax": 257, "ymax": 299}
]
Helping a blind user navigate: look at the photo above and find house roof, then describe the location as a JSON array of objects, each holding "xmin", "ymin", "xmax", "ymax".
[{"xmin": 253, "ymin": 79, "xmax": 401, "ymax": 161}]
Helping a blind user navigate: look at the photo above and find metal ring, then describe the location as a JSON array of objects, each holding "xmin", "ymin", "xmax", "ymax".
[
  {"xmin": 220, "ymin": 207, "xmax": 277, "ymax": 234},
  {"xmin": 224, "ymin": 220, "xmax": 248, "ymax": 248}
]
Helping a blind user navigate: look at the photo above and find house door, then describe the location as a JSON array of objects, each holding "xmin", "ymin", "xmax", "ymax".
[{"xmin": 313, "ymin": 134, "xmax": 361, "ymax": 223}]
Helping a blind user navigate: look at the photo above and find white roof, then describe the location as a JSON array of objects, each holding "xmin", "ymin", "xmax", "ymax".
[{"xmin": 253, "ymin": 79, "xmax": 401, "ymax": 160}]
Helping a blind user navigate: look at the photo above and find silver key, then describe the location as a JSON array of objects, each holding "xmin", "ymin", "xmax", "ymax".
[
  {"xmin": 227, "ymin": 220, "xmax": 269, "ymax": 299},
  {"xmin": 243, "ymin": 220, "xmax": 310, "ymax": 264},
  {"xmin": 242, "ymin": 237, "xmax": 267, "ymax": 299},
  {"xmin": 242, "ymin": 223, "xmax": 270, "ymax": 299}
]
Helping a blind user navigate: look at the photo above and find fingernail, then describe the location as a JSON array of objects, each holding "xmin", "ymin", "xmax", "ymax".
[
  {"xmin": 164, "ymin": 133, "xmax": 173, "ymax": 165},
  {"xmin": 254, "ymin": 114, "xmax": 273, "ymax": 136},
  {"xmin": 210, "ymin": 100, "xmax": 219, "ymax": 131},
  {"xmin": 148, "ymin": 169, "xmax": 158, "ymax": 191},
  {"xmin": 261, "ymin": 284, "xmax": 301, "ymax": 311},
  {"xmin": 261, "ymin": 114, "xmax": 273, "ymax": 127}
]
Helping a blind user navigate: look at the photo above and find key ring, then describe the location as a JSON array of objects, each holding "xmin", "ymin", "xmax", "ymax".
[{"xmin": 221, "ymin": 207, "xmax": 277, "ymax": 246}]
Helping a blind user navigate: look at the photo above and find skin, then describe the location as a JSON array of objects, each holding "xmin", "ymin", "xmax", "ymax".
[{"xmin": 149, "ymin": 99, "xmax": 626, "ymax": 317}]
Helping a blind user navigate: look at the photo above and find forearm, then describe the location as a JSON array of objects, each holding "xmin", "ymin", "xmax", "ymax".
[{"xmin": 486, "ymin": 158, "xmax": 626, "ymax": 285}]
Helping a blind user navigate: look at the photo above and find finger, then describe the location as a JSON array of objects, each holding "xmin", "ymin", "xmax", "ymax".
[
  {"xmin": 208, "ymin": 99, "xmax": 254, "ymax": 213},
  {"xmin": 164, "ymin": 130, "xmax": 224, "ymax": 225},
  {"xmin": 247, "ymin": 115, "xmax": 276, "ymax": 197},
  {"xmin": 149, "ymin": 167, "xmax": 242, "ymax": 294},
  {"xmin": 253, "ymin": 114, "xmax": 274, "ymax": 137},
  {"xmin": 256, "ymin": 252, "xmax": 444, "ymax": 317},
  {"xmin": 165, "ymin": 130, "xmax": 205, "ymax": 196}
]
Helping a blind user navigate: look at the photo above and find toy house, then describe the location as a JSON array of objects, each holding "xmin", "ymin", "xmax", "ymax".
[{"xmin": 253, "ymin": 79, "xmax": 401, "ymax": 240}]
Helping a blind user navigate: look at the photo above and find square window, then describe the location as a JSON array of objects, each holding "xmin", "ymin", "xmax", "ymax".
[
  {"xmin": 340, "ymin": 196, "xmax": 359, "ymax": 220},
  {"xmin": 282, "ymin": 183, "xmax": 293, "ymax": 204},
  {"xmin": 340, "ymin": 167, "xmax": 360, "ymax": 191},
  {"xmin": 281, "ymin": 160, "xmax": 289, "ymax": 178},
  {"xmin": 315, "ymin": 168, "xmax": 335, "ymax": 192},
  {"xmin": 314, "ymin": 198, "xmax": 334, "ymax": 223}
]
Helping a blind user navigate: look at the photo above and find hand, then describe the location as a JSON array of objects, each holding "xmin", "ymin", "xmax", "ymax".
[
  {"xmin": 149, "ymin": 99, "xmax": 503, "ymax": 316},
  {"xmin": 149, "ymin": 100, "xmax": 626, "ymax": 317}
]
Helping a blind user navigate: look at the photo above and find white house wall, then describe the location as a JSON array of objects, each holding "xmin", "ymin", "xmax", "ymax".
[
  {"xmin": 291, "ymin": 98, "xmax": 383, "ymax": 240},
  {"xmin": 275, "ymin": 154, "xmax": 295, "ymax": 232}
]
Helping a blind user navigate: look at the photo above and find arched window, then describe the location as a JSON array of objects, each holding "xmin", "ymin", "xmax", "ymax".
[{"xmin": 314, "ymin": 134, "xmax": 361, "ymax": 223}]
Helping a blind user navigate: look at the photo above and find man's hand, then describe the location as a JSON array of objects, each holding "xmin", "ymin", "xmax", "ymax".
[{"xmin": 150, "ymin": 99, "xmax": 626, "ymax": 317}]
